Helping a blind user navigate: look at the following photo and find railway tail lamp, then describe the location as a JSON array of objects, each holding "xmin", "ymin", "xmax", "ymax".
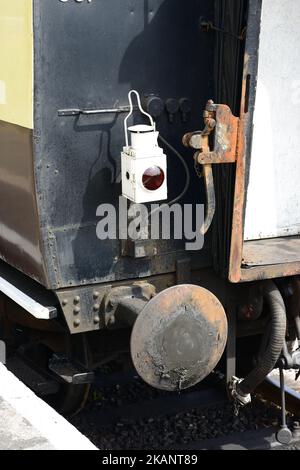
[{"xmin": 121, "ymin": 90, "xmax": 168, "ymax": 203}]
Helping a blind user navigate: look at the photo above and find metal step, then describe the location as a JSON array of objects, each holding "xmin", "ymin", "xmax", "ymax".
[{"xmin": 48, "ymin": 354, "xmax": 94, "ymax": 385}]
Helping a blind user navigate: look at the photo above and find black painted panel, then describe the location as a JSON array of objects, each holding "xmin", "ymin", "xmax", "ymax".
[{"xmin": 34, "ymin": 0, "xmax": 214, "ymax": 288}]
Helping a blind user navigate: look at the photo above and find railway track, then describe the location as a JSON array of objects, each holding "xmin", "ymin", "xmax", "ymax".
[
  {"xmin": 68, "ymin": 367, "xmax": 300, "ymax": 450},
  {"xmin": 257, "ymin": 369, "xmax": 300, "ymax": 416},
  {"xmin": 173, "ymin": 427, "xmax": 300, "ymax": 450},
  {"xmin": 6, "ymin": 355, "xmax": 300, "ymax": 450},
  {"xmin": 79, "ymin": 387, "xmax": 227, "ymax": 429}
]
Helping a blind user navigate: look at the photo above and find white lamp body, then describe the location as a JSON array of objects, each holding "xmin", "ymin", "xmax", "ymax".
[{"xmin": 121, "ymin": 125, "xmax": 168, "ymax": 203}]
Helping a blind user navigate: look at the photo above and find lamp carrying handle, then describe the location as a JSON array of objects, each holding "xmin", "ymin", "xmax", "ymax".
[{"xmin": 124, "ymin": 90, "xmax": 155, "ymax": 148}]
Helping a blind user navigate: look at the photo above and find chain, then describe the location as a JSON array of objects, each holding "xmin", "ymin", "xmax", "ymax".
[
  {"xmin": 194, "ymin": 160, "xmax": 203, "ymax": 179},
  {"xmin": 233, "ymin": 401, "xmax": 240, "ymax": 417}
]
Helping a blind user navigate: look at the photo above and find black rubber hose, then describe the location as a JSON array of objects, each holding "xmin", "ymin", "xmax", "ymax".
[{"xmin": 238, "ymin": 280, "xmax": 287, "ymax": 396}]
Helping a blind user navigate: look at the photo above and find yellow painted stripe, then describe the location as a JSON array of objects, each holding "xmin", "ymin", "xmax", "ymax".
[{"xmin": 0, "ymin": 0, "xmax": 33, "ymax": 129}]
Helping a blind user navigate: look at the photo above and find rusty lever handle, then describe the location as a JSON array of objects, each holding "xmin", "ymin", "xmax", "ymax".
[
  {"xmin": 182, "ymin": 100, "xmax": 238, "ymax": 235},
  {"xmin": 201, "ymin": 164, "xmax": 216, "ymax": 235}
]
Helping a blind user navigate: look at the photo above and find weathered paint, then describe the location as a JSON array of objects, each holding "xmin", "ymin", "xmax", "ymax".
[
  {"xmin": 228, "ymin": 0, "xmax": 300, "ymax": 283},
  {"xmin": 183, "ymin": 101, "xmax": 239, "ymax": 236},
  {"xmin": 131, "ymin": 284, "xmax": 228, "ymax": 391},
  {"xmin": 183, "ymin": 102, "xmax": 239, "ymax": 165},
  {"xmin": 244, "ymin": 0, "xmax": 300, "ymax": 240},
  {"xmin": 0, "ymin": 0, "xmax": 33, "ymax": 129},
  {"xmin": 0, "ymin": 0, "xmax": 213, "ymax": 294},
  {"xmin": 228, "ymin": 0, "xmax": 262, "ymax": 283}
]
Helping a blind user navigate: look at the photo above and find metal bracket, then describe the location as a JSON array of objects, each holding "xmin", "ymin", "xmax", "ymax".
[
  {"xmin": 103, "ymin": 283, "xmax": 156, "ymax": 329},
  {"xmin": 182, "ymin": 100, "xmax": 239, "ymax": 164},
  {"xmin": 199, "ymin": 18, "xmax": 247, "ymax": 42},
  {"xmin": 228, "ymin": 376, "xmax": 251, "ymax": 410},
  {"xmin": 176, "ymin": 258, "xmax": 191, "ymax": 285}
]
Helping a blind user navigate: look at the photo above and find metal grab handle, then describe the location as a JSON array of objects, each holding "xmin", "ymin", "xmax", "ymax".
[
  {"xmin": 124, "ymin": 90, "xmax": 155, "ymax": 148},
  {"xmin": 58, "ymin": 106, "xmax": 135, "ymax": 117},
  {"xmin": 182, "ymin": 101, "xmax": 220, "ymax": 235},
  {"xmin": 201, "ymin": 164, "xmax": 216, "ymax": 235}
]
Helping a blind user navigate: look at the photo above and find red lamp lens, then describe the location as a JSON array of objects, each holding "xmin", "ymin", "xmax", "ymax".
[{"xmin": 142, "ymin": 166, "xmax": 165, "ymax": 191}]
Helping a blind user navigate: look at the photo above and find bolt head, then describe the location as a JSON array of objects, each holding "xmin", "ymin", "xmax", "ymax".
[{"xmin": 74, "ymin": 319, "xmax": 81, "ymax": 327}]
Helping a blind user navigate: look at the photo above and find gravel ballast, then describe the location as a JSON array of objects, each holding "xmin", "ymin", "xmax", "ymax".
[{"xmin": 70, "ymin": 377, "xmax": 283, "ymax": 450}]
